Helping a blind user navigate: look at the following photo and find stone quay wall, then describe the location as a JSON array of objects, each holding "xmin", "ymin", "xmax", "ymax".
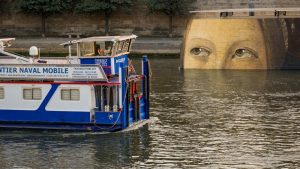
[{"xmin": 1, "ymin": 0, "xmax": 300, "ymax": 37}]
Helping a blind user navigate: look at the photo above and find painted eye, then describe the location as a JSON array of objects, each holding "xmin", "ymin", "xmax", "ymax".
[
  {"xmin": 190, "ymin": 47, "xmax": 211, "ymax": 57},
  {"xmin": 233, "ymin": 48, "xmax": 258, "ymax": 59}
]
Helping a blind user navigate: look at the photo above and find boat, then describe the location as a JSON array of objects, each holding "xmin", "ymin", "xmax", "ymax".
[{"xmin": 0, "ymin": 35, "xmax": 150, "ymax": 132}]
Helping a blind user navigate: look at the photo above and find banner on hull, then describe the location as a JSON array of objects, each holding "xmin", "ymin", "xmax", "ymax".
[{"xmin": 0, "ymin": 64, "xmax": 108, "ymax": 82}]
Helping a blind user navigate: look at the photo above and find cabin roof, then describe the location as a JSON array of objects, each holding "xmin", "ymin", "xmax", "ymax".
[{"xmin": 60, "ymin": 35, "xmax": 137, "ymax": 46}]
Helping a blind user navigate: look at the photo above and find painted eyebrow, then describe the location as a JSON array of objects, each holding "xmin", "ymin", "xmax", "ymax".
[
  {"xmin": 227, "ymin": 40, "xmax": 260, "ymax": 56},
  {"xmin": 190, "ymin": 37, "xmax": 213, "ymax": 43},
  {"xmin": 188, "ymin": 37, "xmax": 215, "ymax": 49}
]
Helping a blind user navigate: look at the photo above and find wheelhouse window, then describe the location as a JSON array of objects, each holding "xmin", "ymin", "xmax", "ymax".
[
  {"xmin": 61, "ymin": 89, "xmax": 80, "ymax": 101},
  {"xmin": 0, "ymin": 87, "xmax": 4, "ymax": 99},
  {"xmin": 116, "ymin": 41, "xmax": 124, "ymax": 54},
  {"xmin": 23, "ymin": 88, "xmax": 42, "ymax": 100},
  {"xmin": 95, "ymin": 41, "xmax": 113, "ymax": 56},
  {"xmin": 123, "ymin": 39, "xmax": 131, "ymax": 53},
  {"xmin": 115, "ymin": 40, "xmax": 131, "ymax": 55},
  {"xmin": 80, "ymin": 42, "xmax": 95, "ymax": 56},
  {"xmin": 80, "ymin": 41, "xmax": 114, "ymax": 56}
]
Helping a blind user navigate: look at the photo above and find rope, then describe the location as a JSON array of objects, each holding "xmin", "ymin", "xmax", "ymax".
[
  {"xmin": 148, "ymin": 60, "xmax": 153, "ymax": 78},
  {"xmin": 92, "ymin": 58, "xmax": 152, "ymax": 131}
]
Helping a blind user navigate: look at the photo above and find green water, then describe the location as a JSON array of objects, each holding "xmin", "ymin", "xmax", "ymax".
[{"xmin": 0, "ymin": 58, "xmax": 299, "ymax": 168}]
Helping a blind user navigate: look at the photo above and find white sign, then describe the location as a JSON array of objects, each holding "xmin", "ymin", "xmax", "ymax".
[{"xmin": 0, "ymin": 64, "xmax": 107, "ymax": 82}]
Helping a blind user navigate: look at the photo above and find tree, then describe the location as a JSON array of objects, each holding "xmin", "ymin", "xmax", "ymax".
[
  {"xmin": 1, "ymin": 1, "xmax": 16, "ymax": 17},
  {"xmin": 76, "ymin": 0, "xmax": 133, "ymax": 35},
  {"xmin": 20, "ymin": 0, "xmax": 74, "ymax": 37},
  {"xmin": 145, "ymin": 0, "xmax": 192, "ymax": 37},
  {"xmin": 0, "ymin": 1, "xmax": 9, "ymax": 14}
]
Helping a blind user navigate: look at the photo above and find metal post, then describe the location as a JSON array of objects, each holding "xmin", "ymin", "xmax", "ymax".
[
  {"xmin": 142, "ymin": 55, "xmax": 150, "ymax": 119},
  {"xmin": 68, "ymin": 42, "xmax": 72, "ymax": 57},
  {"xmin": 128, "ymin": 81, "xmax": 135, "ymax": 125},
  {"xmin": 120, "ymin": 63, "xmax": 128, "ymax": 129}
]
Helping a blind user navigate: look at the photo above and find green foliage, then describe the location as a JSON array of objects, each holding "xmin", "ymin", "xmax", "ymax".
[
  {"xmin": 75, "ymin": 0, "xmax": 133, "ymax": 35},
  {"xmin": 20, "ymin": 0, "xmax": 74, "ymax": 17},
  {"xmin": 145, "ymin": 0, "xmax": 191, "ymax": 16},
  {"xmin": 75, "ymin": 0, "xmax": 133, "ymax": 15},
  {"xmin": 0, "ymin": 1, "xmax": 8, "ymax": 14},
  {"xmin": 19, "ymin": 0, "xmax": 75, "ymax": 36},
  {"xmin": 145, "ymin": 0, "xmax": 194, "ymax": 37},
  {"xmin": 0, "ymin": 5, "xmax": 3, "ymax": 13}
]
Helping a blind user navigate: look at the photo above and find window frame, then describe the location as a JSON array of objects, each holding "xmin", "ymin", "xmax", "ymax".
[
  {"xmin": 60, "ymin": 88, "xmax": 80, "ymax": 101},
  {"xmin": 0, "ymin": 87, "xmax": 4, "ymax": 100},
  {"xmin": 23, "ymin": 88, "xmax": 42, "ymax": 100}
]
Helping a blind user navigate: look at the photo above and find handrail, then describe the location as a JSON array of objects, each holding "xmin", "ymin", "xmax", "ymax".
[
  {"xmin": 0, "ymin": 38, "xmax": 31, "ymax": 63},
  {"xmin": 0, "ymin": 50, "xmax": 31, "ymax": 63}
]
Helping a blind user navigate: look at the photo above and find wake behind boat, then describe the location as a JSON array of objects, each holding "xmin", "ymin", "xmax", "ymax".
[{"xmin": 0, "ymin": 35, "xmax": 150, "ymax": 132}]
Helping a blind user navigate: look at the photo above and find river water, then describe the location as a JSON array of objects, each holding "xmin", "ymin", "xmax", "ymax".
[{"xmin": 0, "ymin": 58, "xmax": 299, "ymax": 168}]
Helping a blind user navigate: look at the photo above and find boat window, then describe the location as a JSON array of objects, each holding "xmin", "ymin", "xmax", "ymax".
[
  {"xmin": 115, "ymin": 40, "xmax": 131, "ymax": 55},
  {"xmin": 123, "ymin": 40, "xmax": 131, "ymax": 53},
  {"xmin": 23, "ymin": 88, "xmax": 42, "ymax": 100},
  {"xmin": 80, "ymin": 42, "xmax": 95, "ymax": 56},
  {"xmin": 117, "ymin": 41, "xmax": 124, "ymax": 54},
  {"xmin": 95, "ymin": 41, "xmax": 113, "ymax": 56},
  {"xmin": 0, "ymin": 87, "xmax": 4, "ymax": 99},
  {"xmin": 61, "ymin": 89, "xmax": 80, "ymax": 101}
]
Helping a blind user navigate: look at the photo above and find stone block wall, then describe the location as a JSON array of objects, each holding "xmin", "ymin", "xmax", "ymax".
[
  {"xmin": 0, "ymin": 0, "xmax": 189, "ymax": 37},
  {"xmin": 195, "ymin": 0, "xmax": 300, "ymax": 9},
  {"xmin": 0, "ymin": 0, "xmax": 300, "ymax": 37},
  {"xmin": 0, "ymin": 11, "xmax": 188, "ymax": 37}
]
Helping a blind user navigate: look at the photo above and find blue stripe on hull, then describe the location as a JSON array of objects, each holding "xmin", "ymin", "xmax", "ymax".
[
  {"xmin": 38, "ymin": 84, "xmax": 59, "ymax": 111},
  {"xmin": 0, "ymin": 110, "xmax": 91, "ymax": 123},
  {"xmin": 0, "ymin": 123, "xmax": 122, "ymax": 132},
  {"xmin": 95, "ymin": 112, "xmax": 122, "ymax": 125}
]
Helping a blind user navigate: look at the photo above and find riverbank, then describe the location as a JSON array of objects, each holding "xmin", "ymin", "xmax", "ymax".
[{"xmin": 5, "ymin": 37, "xmax": 182, "ymax": 57}]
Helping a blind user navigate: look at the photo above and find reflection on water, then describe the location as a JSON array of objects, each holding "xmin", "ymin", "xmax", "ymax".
[
  {"xmin": 0, "ymin": 126, "xmax": 151, "ymax": 169},
  {"xmin": 0, "ymin": 59, "xmax": 300, "ymax": 168}
]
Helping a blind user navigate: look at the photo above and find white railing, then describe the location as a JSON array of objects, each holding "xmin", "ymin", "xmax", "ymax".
[{"xmin": 0, "ymin": 38, "xmax": 31, "ymax": 63}]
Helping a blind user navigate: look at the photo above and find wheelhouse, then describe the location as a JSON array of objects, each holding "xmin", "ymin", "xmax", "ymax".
[{"xmin": 63, "ymin": 35, "xmax": 137, "ymax": 76}]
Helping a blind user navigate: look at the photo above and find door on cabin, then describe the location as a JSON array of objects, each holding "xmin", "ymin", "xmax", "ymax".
[{"xmin": 94, "ymin": 86, "xmax": 119, "ymax": 112}]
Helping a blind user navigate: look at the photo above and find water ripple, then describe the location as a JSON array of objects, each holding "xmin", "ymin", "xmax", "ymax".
[{"xmin": 0, "ymin": 59, "xmax": 299, "ymax": 168}]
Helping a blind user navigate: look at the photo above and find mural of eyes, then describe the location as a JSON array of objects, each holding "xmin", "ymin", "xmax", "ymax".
[
  {"xmin": 232, "ymin": 48, "xmax": 258, "ymax": 59},
  {"xmin": 190, "ymin": 47, "xmax": 211, "ymax": 58}
]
